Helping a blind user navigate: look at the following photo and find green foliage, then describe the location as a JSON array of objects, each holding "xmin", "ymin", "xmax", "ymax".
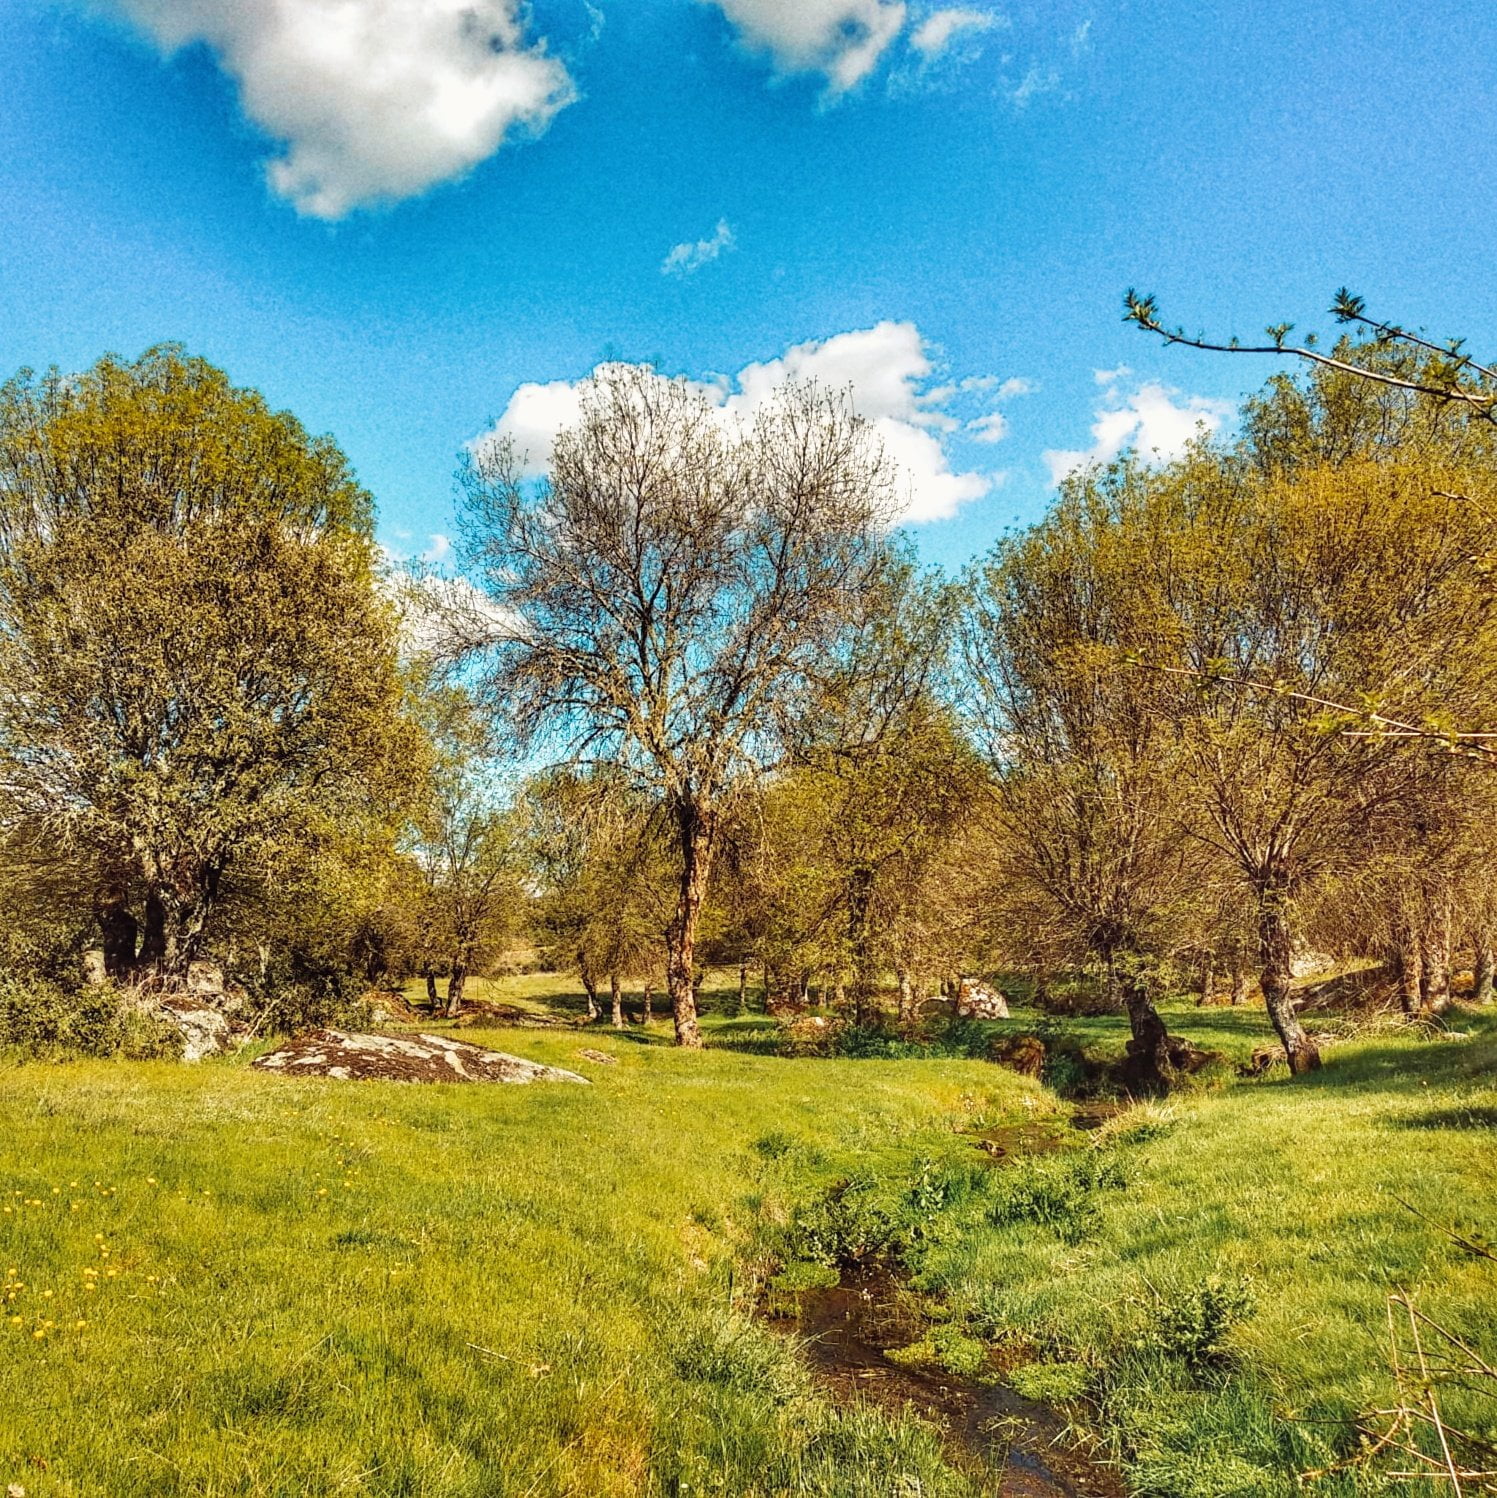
[
  {"xmin": 0, "ymin": 345, "xmax": 422, "ymax": 980},
  {"xmin": 1136, "ymin": 1275, "xmax": 1256, "ymax": 1373},
  {"xmin": 886, "ymin": 1323, "xmax": 989, "ymax": 1379},
  {"xmin": 987, "ymin": 1150, "xmax": 1126, "ymax": 1242},
  {"xmin": 1006, "ymin": 1359, "xmax": 1092, "ymax": 1404},
  {"xmin": 0, "ymin": 977, "xmax": 181, "ymax": 1059}
]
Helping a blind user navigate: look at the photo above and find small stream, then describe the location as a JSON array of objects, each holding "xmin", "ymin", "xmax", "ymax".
[{"xmin": 765, "ymin": 1110, "xmax": 1125, "ymax": 1496}]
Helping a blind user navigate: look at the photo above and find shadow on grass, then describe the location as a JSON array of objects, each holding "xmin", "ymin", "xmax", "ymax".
[
  {"xmin": 1391, "ymin": 1104, "xmax": 1497, "ymax": 1130},
  {"xmin": 1249, "ymin": 1006, "xmax": 1497, "ymax": 1098}
]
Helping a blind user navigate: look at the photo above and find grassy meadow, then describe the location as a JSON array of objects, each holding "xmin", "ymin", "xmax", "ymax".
[{"xmin": 1, "ymin": 974, "xmax": 1495, "ymax": 1496}]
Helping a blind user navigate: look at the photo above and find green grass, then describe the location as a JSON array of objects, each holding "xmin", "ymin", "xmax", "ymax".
[
  {"xmin": 0, "ymin": 991, "xmax": 1036, "ymax": 1498},
  {"xmin": 823, "ymin": 1002, "xmax": 1497, "ymax": 1496},
  {"xmin": 4, "ymin": 974, "xmax": 1496, "ymax": 1496}
]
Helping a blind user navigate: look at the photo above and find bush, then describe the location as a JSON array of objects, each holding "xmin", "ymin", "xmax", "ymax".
[
  {"xmin": 989, "ymin": 1151, "xmax": 1126, "ymax": 1243},
  {"xmin": 1138, "ymin": 1276, "xmax": 1255, "ymax": 1372},
  {"xmin": 0, "ymin": 976, "xmax": 182, "ymax": 1060},
  {"xmin": 242, "ymin": 953, "xmax": 375, "ymax": 1035}
]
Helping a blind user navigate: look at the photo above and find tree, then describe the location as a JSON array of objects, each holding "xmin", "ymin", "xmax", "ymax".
[
  {"xmin": 790, "ymin": 560, "xmax": 983, "ymax": 1025},
  {"xmin": 520, "ymin": 766, "xmax": 672, "ymax": 1026},
  {"xmin": 963, "ymin": 476, "xmax": 1208, "ymax": 1089},
  {"xmin": 1135, "ymin": 449, "xmax": 1491, "ymax": 1070},
  {"xmin": 410, "ymin": 688, "xmax": 519, "ymax": 1017},
  {"xmin": 0, "ymin": 347, "xmax": 418, "ymax": 982},
  {"xmin": 457, "ymin": 366, "xmax": 895, "ymax": 1046}
]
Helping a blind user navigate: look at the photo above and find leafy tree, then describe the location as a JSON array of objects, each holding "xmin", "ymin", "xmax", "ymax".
[
  {"xmin": 457, "ymin": 366, "xmax": 895, "ymax": 1045},
  {"xmin": 792, "ymin": 560, "xmax": 983, "ymax": 1022},
  {"xmin": 1135, "ymin": 451, "xmax": 1490, "ymax": 1069},
  {"xmin": 963, "ymin": 475, "xmax": 1206, "ymax": 1087},
  {"xmin": 408, "ymin": 688, "xmax": 520, "ymax": 1017},
  {"xmin": 0, "ymin": 347, "xmax": 419, "ymax": 983},
  {"xmin": 520, "ymin": 767, "xmax": 672, "ymax": 1026}
]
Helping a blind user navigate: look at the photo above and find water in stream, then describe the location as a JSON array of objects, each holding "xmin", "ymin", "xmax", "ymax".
[
  {"xmin": 767, "ymin": 1110, "xmax": 1126, "ymax": 1496},
  {"xmin": 777, "ymin": 1265, "xmax": 1123, "ymax": 1497}
]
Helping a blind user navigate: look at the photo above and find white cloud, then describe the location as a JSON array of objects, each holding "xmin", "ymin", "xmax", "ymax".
[
  {"xmin": 421, "ymin": 533, "xmax": 453, "ymax": 565},
  {"xmin": 701, "ymin": 0, "xmax": 908, "ymax": 92},
  {"xmin": 1043, "ymin": 381, "xmax": 1234, "ymax": 486},
  {"xmin": 479, "ymin": 321, "xmax": 1010, "ymax": 526},
  {"xmin": 1094, "ymin": 364, "xmax": 1132, "ymax": 385},
  {"xmin": 107, "ymin": 0, "xmax": 574, "ymax": 218},
  {"xmin": 1011, "ymin": 64, "xmax": 1058, "ymax": 106},
  {"xmin": 966, "ymin": 411, "xmax": 1008, "ymax": 443},
  {"xmin": 909, "ymin": 7, "xmax": 995, "ymax": 59},
  {"xmin": 662, "ymin": 219, "xmax": 736, "ymax": 276}
]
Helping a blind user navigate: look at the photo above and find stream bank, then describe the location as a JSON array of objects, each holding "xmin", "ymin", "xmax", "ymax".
[{"xmin": 761, "ymin": 1109, "xmax": 1127, "ymax": 1496}]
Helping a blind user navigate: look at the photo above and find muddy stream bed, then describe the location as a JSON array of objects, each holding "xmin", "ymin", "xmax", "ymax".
[{"xmin": 763, "ymin": 1111, "xmax": 1124, "ymax": 1497}]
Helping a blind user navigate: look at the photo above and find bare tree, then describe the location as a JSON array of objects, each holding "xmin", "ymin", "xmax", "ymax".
[{"xmin": 457, "ymin": 367, "xmax": 895, "ymax": 1046}]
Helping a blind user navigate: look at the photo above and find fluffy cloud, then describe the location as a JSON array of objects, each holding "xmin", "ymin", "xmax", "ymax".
[
  {"xmin": 700, "ymin": 0, "xmax": 908, "ymax": 92},
  {"xmin": 108, "ymin": 0, "xmax": 574, "ymax": 218},
  {"xmin": 909, "ymin": 7, "xmax": 996, "ymax": 59},
  {"xmin": 662, "ymin": 219, "xmax": 736, "ymax": 276},
  {"xmin": 1043, "ymin": 380, "xmax": 1234, "ymax": 486},
  {"xmin": 481, "ymin": 322, "xmax": 1015, "ymax": 526}
]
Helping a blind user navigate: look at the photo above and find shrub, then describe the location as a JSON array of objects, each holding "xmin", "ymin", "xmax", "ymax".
[
  {"xmin": 1138, "ymin": 1276, "xmax": 1255, "ymax": 1372},
  {"xmin": 242, "ymin": 956, "xmax": 376, "ymax": 1036},
  {"xmin": 989, "ymin": 1151, "xmax": 1126, "ymax": 1242},
  {"xmin": 0, "ymin": 976, "xmax": 182, "ymax": 1060}
]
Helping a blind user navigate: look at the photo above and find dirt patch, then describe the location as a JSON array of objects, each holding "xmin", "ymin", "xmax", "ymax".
[
  {"xmin": 253, "ymin": 1029, "xmax": 591, "ymax": 1085},
  {"xmin": 774, "ymin": 1265, "xmax": 1122, "ymax": 1496}
]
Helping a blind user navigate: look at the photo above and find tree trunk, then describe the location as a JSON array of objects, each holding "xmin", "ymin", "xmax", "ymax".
[
  {"xmin": 897, "ymin": 967, "xmax": 914, "ymax": 1024},
  {"xmin": 580, "ymin": 967, "xmax": 599, "ymax": 1022},
  {"xmin": 1119, "ymin": 971, "xmax": 1181, "ymax": 1093},
  {"xmin": 736, "ymin": 963, "xmax": 748, "ymax": 1017},
  {"xmin": 642, "ymin": 978, "xmax": 655, "ymax": 1025},
  {"xmin": 1229, "ymin": 954, "xmax": 1248, "ymax": 1006},
  {"xmin": 1473, "ymin": 928, "xmax": 1495, "ymax": 1004},
  {"xmin": 446, "ymin": 962, "xmax": 467, "ymax": 1017},
  {"xmin": 1197, "ymin": 951, "xmax": 1215, "ymax": 1007},
  {"xmin": 1394, "ymin": 920, "xmax": 1422, "ymax": 1016},
  {"xmin": 94, "ymin": 885, "xmax": 138, "ymax": 981},
  {"xmin": 1419, "ymin": 910, "xmax": 1452, "ymax": 1017},
  {"xmin": 135, "ymin": 879, "xmax": 214, "ymax": 985},
  {"xmin": 424, "ymin": 968, "xmax": 439, "ymax": 1006},
  {"xmin": 846, "ymin": 865, "xmax": 875, "ymax": 1026},
  {"xmin": 609, "ymin": 971, "xmax": 624, "ymax": 1030},
  {"xmin": 666, "ymin": 801, "xmax": 714, "ymax": 1049},
  {"xmin": 1032, "ymin": 968, "xmax": 1052, "ymax": 1007},
  {"xmin": 136, "ymin": 889, "xmax": 168, "ymax": 978},
  {"xmin": 1257, "ymin": 882, "xmax": 1321, "ymax": 1073}
]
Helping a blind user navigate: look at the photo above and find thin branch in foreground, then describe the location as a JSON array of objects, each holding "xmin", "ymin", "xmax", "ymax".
[
  {"xmin": 1122, "ymin": 289, "xmax": 1497, "ymax": 425},
  {"xmin": 1122, "ymin": 660, "xmax": 1497, "ymax": 767}
]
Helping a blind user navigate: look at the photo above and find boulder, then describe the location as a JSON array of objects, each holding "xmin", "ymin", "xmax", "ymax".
[
  {"xmin": 158, "ymin": 997, "xmax": 238, "ymax": 1062},
  {"xmin": 253, "ymin": 1029, "xmax": 591, "ymax": 1085},
  {"xmin": 956, "ymin": 978, "xmax": 1010, "ymax": 1020}
]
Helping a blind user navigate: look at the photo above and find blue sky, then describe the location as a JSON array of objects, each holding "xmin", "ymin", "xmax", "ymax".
[{"xmin": 2, "ymin": 0, "xmax": 1495, "ymax": 569}]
